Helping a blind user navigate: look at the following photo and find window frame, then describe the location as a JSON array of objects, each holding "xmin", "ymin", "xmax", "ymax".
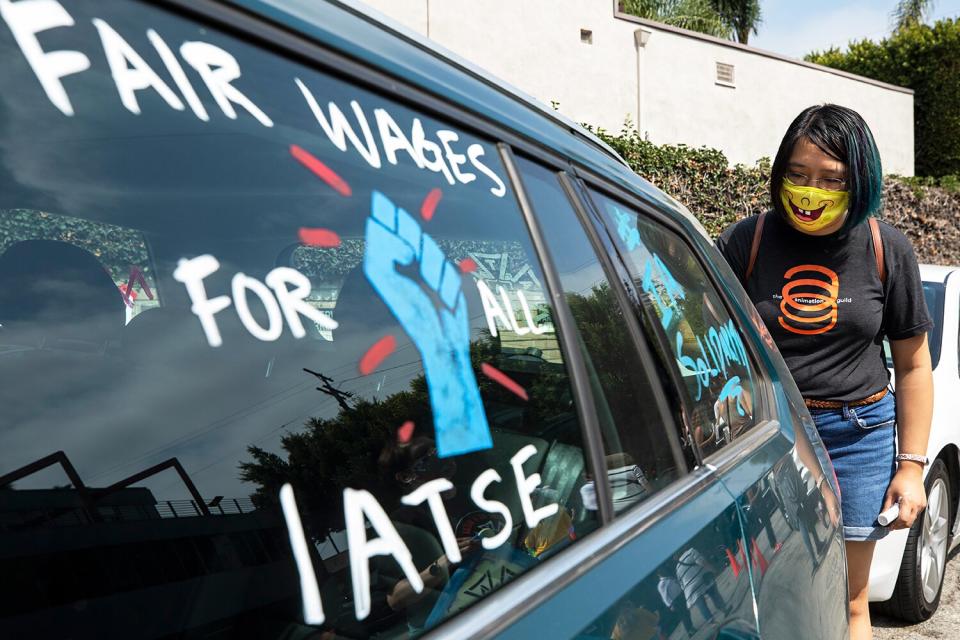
[
  {"xmin": 506, "ymin": 153, "xmax": 690, "ymax": 509},
  {"xmin": 497, "ymin": 144, "xmax": 616, "ymax": 524},
  {"xmin": 553, "ymin": 171, "xmax": 688, "ymax": 474},
  {"xmin": 570, "ymin": 168, "xmax": 779, "ymax": 466},
  {"xmin": 567, "ymin": 177, "xmax": 707, "ymax": 464}
]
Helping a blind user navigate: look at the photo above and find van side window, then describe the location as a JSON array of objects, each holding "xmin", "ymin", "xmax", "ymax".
[
  {"xmin": 0, "ymin": 2, "xmax": 599, "ymax": 636},
  {"xmin": 587, "ymin": 191, "xmax": 761, "ymax": 459},
  {"xmin": 517, "ymin": 157, "xmax": 682, "ymax": 515}
]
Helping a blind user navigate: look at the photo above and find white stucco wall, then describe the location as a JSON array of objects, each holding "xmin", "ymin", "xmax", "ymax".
[
  {"xmin": 358, "ymin": 0, "xmax": 914, "ymax": 175},
  {"xmin": 636, "ymin": 16, "xmax": 914, "ymax": 174}
]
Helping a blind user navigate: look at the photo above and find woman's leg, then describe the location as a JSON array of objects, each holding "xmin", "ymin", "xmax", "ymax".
[{"xmin": 845, "ymin": 540, "xmax": 877, "ymax": 640}]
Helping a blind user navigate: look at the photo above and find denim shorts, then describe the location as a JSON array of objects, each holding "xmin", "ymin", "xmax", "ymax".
[{"xmin": 809, "ymin": 390, "xmax": 897, "ymax": 541}]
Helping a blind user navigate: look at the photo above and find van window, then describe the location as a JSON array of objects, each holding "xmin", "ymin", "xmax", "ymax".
[
  {"xmin": 517, "ymin": 158, "xmax": 681, "ymax": 515},
  {"xmin": 586, "ymin": 190, "xmax": 760, "ymax": 459},
  {"xmin": 0, "ymin": 2, "xmax": 597, "ymax": 636}
]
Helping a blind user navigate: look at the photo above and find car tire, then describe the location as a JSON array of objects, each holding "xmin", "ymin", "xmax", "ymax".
[{"xmin": 876, "ymin": 458, "xmax": 952, "ymax": 622}]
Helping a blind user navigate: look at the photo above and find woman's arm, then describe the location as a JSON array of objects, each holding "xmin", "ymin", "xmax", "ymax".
[{"xmin": 884, "ymin": 333, "xmax": 934, "ymax": 529}]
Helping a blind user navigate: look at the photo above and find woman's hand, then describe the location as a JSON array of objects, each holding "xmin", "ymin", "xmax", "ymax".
[{"xmin": 882, "ymin": 464, "xmax": 927, "ymax": 530}]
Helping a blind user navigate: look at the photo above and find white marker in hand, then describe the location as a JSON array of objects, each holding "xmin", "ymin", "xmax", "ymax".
[{"xmin": 878, "ymin": 501, "xmax": 901, "ymax": 527}]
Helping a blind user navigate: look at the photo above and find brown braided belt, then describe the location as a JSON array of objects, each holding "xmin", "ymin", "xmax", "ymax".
[{"xmin": 804, "ymin": 387, "xmax": 888, "ymax": 410}]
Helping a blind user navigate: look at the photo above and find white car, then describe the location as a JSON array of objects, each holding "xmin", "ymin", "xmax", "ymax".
[{"xmin": 870, "ymin": 264, "xmax": 960, "ymax": 621}]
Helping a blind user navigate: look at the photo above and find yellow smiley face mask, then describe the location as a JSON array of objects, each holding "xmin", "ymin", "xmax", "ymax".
[{"xmin": 780, "ymin": 178, "xmax": 849, "ymax": 232}]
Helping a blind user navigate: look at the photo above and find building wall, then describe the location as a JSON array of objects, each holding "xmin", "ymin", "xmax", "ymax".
[
  {"xmin": 637, "ymin": 21, "xmax": 914, "ymax": 175},
  {"xmin": 359, "ymin": 0, "xmax": 914, "ymax": 175}
]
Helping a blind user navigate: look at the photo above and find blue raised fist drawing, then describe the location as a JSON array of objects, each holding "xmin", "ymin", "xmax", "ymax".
[{"xmin": 364, "ymin": 191, "xmax": 493, "ymax": 458}]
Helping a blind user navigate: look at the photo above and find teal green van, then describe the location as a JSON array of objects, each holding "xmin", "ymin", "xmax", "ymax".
[{"xmin": 0, "ymin": 1, "xmax": 847, "ymax": 638}]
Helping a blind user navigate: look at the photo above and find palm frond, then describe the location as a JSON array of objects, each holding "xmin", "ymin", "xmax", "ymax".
[
  {"xmin": 622, "ymin": 0, "xmax": 734, "ymax": 40},
  {"xmin": 891, "ymin": 0, "xmax": 935, "ymax": 31}
]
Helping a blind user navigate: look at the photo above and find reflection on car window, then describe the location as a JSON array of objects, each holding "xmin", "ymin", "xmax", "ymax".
[
  {"xmin": 0, "ymin": 209, "xmax": 161, "ymax": 324},
  {"xmin": 884, "ymin": 282, "xmax": 943, "ymax": 370},
  {"xmin": 517, "ymin": 158, "xmax": 681, "ymax": 516},
  {"xmin": 575, "ymin": 501, "xmax": 749, "ymax": 639},
  {"xmin": 0, "ymin": 2, "xmax": 598, "ymax": 637},
  {"xmin": 588, "ymin": 192, "xmax": 759, "ymax": 459},
  {"xmin": 922, "ymin": 282, "xmax": 943, "ymax": 370}
]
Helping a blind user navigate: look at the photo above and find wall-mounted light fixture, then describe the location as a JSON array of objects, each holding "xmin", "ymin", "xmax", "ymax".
[{"xmin": 634, "ymin": 28, "xmax": 652, "ymax": 48}]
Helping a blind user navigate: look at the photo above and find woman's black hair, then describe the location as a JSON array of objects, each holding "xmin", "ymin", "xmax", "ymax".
[{"xmin": 770, "ymin": 104, "xmax": 883, "ymax": 230}]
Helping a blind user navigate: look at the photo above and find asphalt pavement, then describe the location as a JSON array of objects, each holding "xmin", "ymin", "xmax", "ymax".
[{"xmin": 872, "ymin": 548, "xmax": 960, "ymax": 639}]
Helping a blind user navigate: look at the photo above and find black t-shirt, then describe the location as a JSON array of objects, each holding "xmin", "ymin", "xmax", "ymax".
[{"xmin": 717, "ymin": 213, "xmax": 932, "ymax": 402}]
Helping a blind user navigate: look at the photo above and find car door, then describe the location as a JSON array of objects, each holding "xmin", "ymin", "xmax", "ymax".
[
  {"xmin": 572, "ymin": 180, "xmax": 848, "ymax": 640},
  {"xmin": 481, "ymin": 155, "xmax": 761, "ymax": 640}
]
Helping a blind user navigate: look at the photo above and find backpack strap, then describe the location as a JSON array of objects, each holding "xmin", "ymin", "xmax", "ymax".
[
  {"xmin": 745, "ymin": 212, "xmax": 766, "ymax": 282},
  {"xmin": 868, "ymin": 217, "xmax": 886, "ymax": 285},
  {"xmin": 746, "ymin": 214, "xmax": 885, "ymax": 285}
]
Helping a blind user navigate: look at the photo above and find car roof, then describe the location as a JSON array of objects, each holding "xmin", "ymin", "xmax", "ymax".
[
  {"xmin": 920, "ymin": 264, "xmax": 958, "ymax": 284},
  {"xmin": 224, "ymin": 0, "xmax": 713, "ymax": 241}
]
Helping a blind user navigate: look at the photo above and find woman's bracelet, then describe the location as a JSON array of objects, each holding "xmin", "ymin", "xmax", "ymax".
[{"xmin": 895, "ymin": 453, "xmax": 929, "ymax": 466}]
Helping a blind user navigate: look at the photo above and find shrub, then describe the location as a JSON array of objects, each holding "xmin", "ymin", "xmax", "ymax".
[
  {"xmin": 593, "ymin": 125, "xmax": 960, "ymax": 265},
  {"xmin": 591, "ymin": 123, "xmax": 769, "ymax": 236},
  {"xmin": 806, "ymin": 18, "xmax": 960, "ymax": 178}
]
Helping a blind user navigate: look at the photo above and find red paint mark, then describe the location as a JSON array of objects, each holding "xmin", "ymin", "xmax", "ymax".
[
  {"xmin": 120, "ymin": 266, "xmax": 154, "ymax": 308},
  {"xmin": 397, "ymin": 421, "xmax": 415, "ymax": 444},
  {"xmin": 290, "ymin": 144, "xmax": 352, "ymax": 197},
  {"xmin": 458, "ymin": 257, "xmax": 478, "ymax": 273},
  {"xmin": 420, "ymin": 188, "xmax": 442, "ymax": 221},
  {"xmin": 298, "ymin": 227, "xmax": 341, "ymax": 247},
  {"xmin": 359, "ymin": 334, "xmax": 397, "ymax": 375},
  {"xmin": 481, "ymin": 362, "xmax": 528, "ymax": 401}
]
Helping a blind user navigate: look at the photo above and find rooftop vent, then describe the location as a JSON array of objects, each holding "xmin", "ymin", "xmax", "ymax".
[{"xmin": 581, "ymin": 29, "xmax": 593, "ymax": 45}]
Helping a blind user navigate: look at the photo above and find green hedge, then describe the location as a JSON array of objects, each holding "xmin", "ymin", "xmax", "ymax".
[
  {"xmin": 592, "ymin": 124, "xmax": 768, "ymax": 236},
  {"xmin": 806, "ymin": 18, "xmax": 960, "ymax": 178},
  {"xmin": 592, "ymin": 125, "xmax": 960, "ymax": 265}
]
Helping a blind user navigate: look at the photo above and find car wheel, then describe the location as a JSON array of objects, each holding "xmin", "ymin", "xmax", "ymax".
[{"xmin": 876, "ymin": 458, "xmax": 952, "ymax": 622}]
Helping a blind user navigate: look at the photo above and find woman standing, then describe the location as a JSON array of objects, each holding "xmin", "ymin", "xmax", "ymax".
[{"xmin": 717, "ymin": 104, "xmax": 933, "ymax": 640}]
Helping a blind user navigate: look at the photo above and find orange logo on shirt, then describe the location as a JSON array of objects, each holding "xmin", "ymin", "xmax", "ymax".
[{"xmin": 778, "ymin": 264, "xmax": 839, "ymax": 335}]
